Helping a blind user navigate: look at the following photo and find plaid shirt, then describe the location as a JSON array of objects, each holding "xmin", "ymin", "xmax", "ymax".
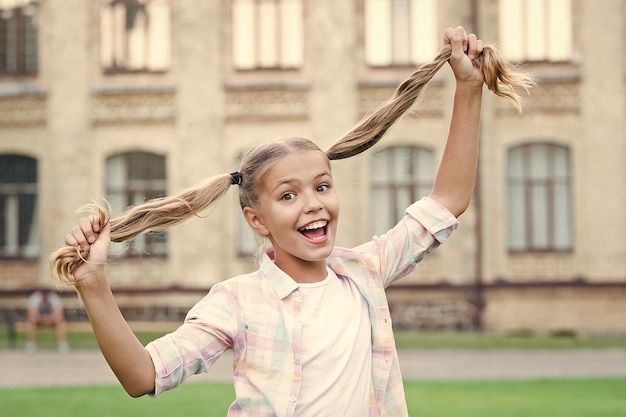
[{"xmin": 146, "ymin": 197, "xmax": 458, "ymax": 416}]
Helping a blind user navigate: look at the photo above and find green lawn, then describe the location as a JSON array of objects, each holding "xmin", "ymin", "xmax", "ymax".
[
  {"xmin": 0, "ymin": 378, "xmax": 624, "ymax": 417},
  {"xmin": 3, "ymin": 327, "xmax": 626, "ymax": 350}
]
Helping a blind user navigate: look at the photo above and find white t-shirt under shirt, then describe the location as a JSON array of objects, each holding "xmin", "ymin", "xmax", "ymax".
[{"xmin": 294, "ymin": 268, "xmax": 373, "ymax": 416}]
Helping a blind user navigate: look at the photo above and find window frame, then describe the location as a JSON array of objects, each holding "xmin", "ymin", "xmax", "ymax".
[
  {"xmin": 498, "ymin": 0, "xmax": 573, "ymax": 63},
  {"xmin": 105, "ymin": 151, "xmax": 168, "ymax": 257},
  {"xmin": 507, "ymin": 142, "xmax": 574, "ymax": 253},
  {"xmin": 0, "ymin": 154, "xmax": 38, "ymax": 260},
  {"xmin": 0, "ymin": 0, "xmax": 39, "ymax": 76},
  {"xmin": 230, "ymin": 0, "xmax": 304, "ymax": 71},
  {"xmin": 99, "ymin": 0, "xmax": 171, "ymax": 74},
  {"xmin": 370, "ymin": 145, "xmax": 434, "ymax": 236},
  {"xmin": 363, "ymin": 0, "xmax": 438, "ymax": 68}
]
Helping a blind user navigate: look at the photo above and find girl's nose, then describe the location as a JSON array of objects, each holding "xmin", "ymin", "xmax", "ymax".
[{"xmin": 304, "ymin": 193, "xmax": 323, "ymax": 213}]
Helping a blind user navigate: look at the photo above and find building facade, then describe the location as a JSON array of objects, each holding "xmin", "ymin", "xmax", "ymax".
[{"xmin": 1, "ymin": 0, "xmax": 625, "ymax": 335}]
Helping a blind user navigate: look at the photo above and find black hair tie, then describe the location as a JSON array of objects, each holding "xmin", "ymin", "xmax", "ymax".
[{"xmin": 230, "ymin": 171, "xmax": 243, "ymax": 186}]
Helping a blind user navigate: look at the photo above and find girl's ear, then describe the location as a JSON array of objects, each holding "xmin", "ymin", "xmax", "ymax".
[{"xmin": 243, "ymin": 207, "xmax": 270, "ymax": 236}]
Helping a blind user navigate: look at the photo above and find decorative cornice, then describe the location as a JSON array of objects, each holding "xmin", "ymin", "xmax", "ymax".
[
  {"xmin": 225, "ymin": 86, "xmax": 309, "ymax": 122},
  {"xmin": 496, "ymin": 80, "xmax": 580, "ymax": 116},
  {"xmin": 0, "ymin": 93, "xmax": 46, "ymax": 127},
  {"xmin": 358, "ymin": 83, "xmax": 445, "ymax": 119},
  {"xmin": 91, "ymin": 90, "xmax": 176, "ymax": 126}
]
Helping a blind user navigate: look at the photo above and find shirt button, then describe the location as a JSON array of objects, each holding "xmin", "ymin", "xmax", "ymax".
[
  {"xmin": 289, "ymin": 396, "xmax": 296, "ymax": 403},
  {"xmin": 294, "ymin": 354, "xmax": 301, "ymax": 362},
  {"xmin": 293, "ymin": 290, "xmax": 299, "ymax": 297}
]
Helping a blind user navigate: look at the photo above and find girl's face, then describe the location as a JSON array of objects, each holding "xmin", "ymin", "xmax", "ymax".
[{"xmin": 244, "ymin": 150, "xmax": 339, "ymax": 282}]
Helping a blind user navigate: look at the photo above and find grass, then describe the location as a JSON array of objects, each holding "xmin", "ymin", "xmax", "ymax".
[
  {"xmin": 393, "ymin": 331, "xmax": 626, "ymax": 350},
  {"xmin": 2, "ymin": 326, "xmax": 626, "ymax": 351},
  {"xmin": 0, "ymin": 378, "xmax": 624, "ymax": 417}
]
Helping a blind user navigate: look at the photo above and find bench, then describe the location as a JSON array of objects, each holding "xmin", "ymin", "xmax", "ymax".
[{"xmin": 13, "ymin": 320, "xmax": 180, "ymax": 334}]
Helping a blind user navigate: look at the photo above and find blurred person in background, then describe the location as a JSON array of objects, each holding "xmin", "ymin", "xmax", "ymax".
[{"xmin": 25, "ymin": 289, "xmax": 70, "ymax": 353}]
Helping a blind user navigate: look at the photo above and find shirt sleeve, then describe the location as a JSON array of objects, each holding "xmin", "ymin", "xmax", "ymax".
[
  {"xmin": 145, "ymin": 283, "xmax": 238, "ymax": 396},
  {"xmin": 367, "ymin": 196, "xmax": 458, "ymax": 287}
]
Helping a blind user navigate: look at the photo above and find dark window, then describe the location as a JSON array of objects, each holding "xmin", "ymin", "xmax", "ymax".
[
  {"xmin": 0, "ymin": 1, "xmax": 38, "ymax": 75},
  {"xmin": 106, "ymin": 152, "xmax": 167, "ymax": 256},
  {"xmin": 0, "ymin": 154, "xmax": 38, "ymax": 258}
]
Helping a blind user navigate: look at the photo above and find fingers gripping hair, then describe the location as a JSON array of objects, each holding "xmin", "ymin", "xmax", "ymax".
[
  {"xmin": 50, "ymin": 174, "xmax": 234, "ymax": 284},
  {"xmin": 324, "ymin": 43, "xmax": 534, "ymax": 160}
]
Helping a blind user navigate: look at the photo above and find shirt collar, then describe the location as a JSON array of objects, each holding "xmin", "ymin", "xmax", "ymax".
[{"xmin": 259, "ymin": 252, "xmax": 300, "ymax": 299}]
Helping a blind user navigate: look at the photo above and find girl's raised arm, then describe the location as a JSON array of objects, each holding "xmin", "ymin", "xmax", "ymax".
[
  {"xmin": 62, "ymin": 213, "xmax": 156, "ymax": 397},
  {"xmin": 429, "ymin": 26, "xmax": 485, "ymax": 217}
]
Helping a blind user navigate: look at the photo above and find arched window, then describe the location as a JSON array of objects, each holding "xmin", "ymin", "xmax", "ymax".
[
  {"xmin": 364, "ymin": 0, "xmax": 438, "ymax": 66},
  {"xmin": 105, "ymin": 151, "xmax": 167, "ymax": 256},
  {"xmin": 499, "ymin": 0, "xmax": 573, "ymax": 62},
  {"xmin": 99, "ymin": 0, "xmax": 171, "ymax": 73},
  {"xmin": 507, "ymin": 143, "xmax": 573, "ymax": 251},
  {"xmin": 0, "ymin": 154, "xmax": 38, "ymax": 258},
  {"xmin": 370, "ymin": 145, "xmax": 434, "ymax": 235},
  {"xmin": 231, "ymin": 0, "xmax": 303, "ymax": 70}
]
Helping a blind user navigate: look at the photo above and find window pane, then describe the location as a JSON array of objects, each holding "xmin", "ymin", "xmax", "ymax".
[
  {"xmin": 507, "ymin": 147, "xmax": 524, "ymax": 179},
  {"xmin": 530, "ymin": 183, "xmax": 549, "ymax": 248},
  {"xmin": 507, "ymin": 183, "xmax": 526, "ymax": 249},
  {"xmin": 396, "ymin": 186, "xmax": 411, "ymax": 220},
  {"xmin": 529, "ymin": 144, "xmax": 548, "ymax": 179},
  {"xmin": 553, "ymin": 146, "xmax": 569, "ymax": 179},
  {"xmin": 372, "ymin": 187, "xmax": 392, "ymax": 235},
  {"xmin": 411, "ymin": 0, "xmax": 437, "ymax": 62},
  {"xmin": 391, "ymin": 0, "xmax": 411, "ymax": 64},
  {"xmin": 147, "ymin": 0, "xmax": 171, "ymax": 70},
  {"xmin": 280, "ymin": 0, "xmax": 303, "ymax": 67},
  {"xmin": 525, "ymin": 0, "xmax": 546, "ymax": 61},
  {"xmin": 258, "ymin": 1, "xmax": 278, "ymax": 67},
  {"xmin": 548, "ymin": 0, "xmax": 572, "ymax": 60},
  {"xmin": 364, "ymin": 0, "xmax": 391, "ymax": 66},
  {"xmin": 232, "ymin": 0, "xmax": 255, "ymax": 69},
  {"xmin": 553, "ymin": 183, "xmax": 572, "ymax": 249}
]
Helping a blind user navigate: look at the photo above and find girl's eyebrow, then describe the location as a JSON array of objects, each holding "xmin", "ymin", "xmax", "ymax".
[{"xmin": 271, "ymin": 171, "xmax": 332, "ymax": 192}]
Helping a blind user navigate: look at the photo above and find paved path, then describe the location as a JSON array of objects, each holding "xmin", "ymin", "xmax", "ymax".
[{"xmin": 1, "ymin": 348, "xmax": 626, "ymax": 388}]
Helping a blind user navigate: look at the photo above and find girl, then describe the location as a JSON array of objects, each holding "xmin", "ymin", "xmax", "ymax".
[{"xmin": 51, "ymin": 27, "xmax": 533, "ymax": 416}]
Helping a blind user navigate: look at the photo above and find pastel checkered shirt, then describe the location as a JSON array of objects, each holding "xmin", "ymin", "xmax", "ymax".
[{"xmin": 145, "ymin": 197, "xmax": 458, "ymax": 416}]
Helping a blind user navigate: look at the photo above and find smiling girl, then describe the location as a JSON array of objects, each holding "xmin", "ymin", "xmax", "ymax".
[{"xmin": 50, "ymin": 27, "xmax": 533, "ymax": 416}]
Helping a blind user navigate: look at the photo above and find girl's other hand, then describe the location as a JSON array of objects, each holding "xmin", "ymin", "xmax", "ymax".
[
  {"xmin": 64, "ymin": 215, "xmax": 111, "ymax": 285},
  {"xmin": 444, "ymin": 26, "xmax": 485, "ymax": 86}
]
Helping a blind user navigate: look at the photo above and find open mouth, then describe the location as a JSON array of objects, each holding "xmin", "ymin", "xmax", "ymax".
[{"xmin": 298, "ymin": 220, "xmax": 328, "ymax": 241}]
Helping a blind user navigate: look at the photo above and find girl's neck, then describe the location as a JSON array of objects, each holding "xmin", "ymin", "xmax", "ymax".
[{"xmin": 274, "ymin": 258, "xmax": 328, "ymax": 284}]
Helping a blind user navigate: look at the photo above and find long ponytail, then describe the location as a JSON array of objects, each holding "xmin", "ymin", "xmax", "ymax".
[{"xmin": 325, "ymin": 43, "xmax": 533, "ymax": 160}]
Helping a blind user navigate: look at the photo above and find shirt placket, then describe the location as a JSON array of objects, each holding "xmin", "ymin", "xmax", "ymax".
[{"xmin": 283, "ymin": 287, "xmax": 303, "ymax": 417}]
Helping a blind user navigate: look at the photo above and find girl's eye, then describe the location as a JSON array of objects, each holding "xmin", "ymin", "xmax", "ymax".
[
  {"xmin": 281, "ymin": 192, "xmax": 295, "ymax": 201},
  {"xmin": 317, "ymin": 184, "xmax": 329, "ymax": 192}
]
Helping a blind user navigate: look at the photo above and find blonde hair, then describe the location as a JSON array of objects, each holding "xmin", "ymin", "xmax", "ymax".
[{"xmin": 50, "ymin": 43, "xmax": 534, "ymax": 285}]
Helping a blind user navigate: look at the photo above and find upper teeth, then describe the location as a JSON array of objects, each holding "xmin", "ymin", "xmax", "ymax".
[{"xmin": 301, "ymin": 221, "xmax": 326, "ymax": 231}]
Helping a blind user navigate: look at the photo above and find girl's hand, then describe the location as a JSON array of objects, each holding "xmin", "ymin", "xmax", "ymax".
[
  {"xmin": 64, "ymin": 215, "xmax": 111, "ymax": 285},
  {"xmin": 444, "ymin": 26, "xmax": 485, "ymax": 86}
]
